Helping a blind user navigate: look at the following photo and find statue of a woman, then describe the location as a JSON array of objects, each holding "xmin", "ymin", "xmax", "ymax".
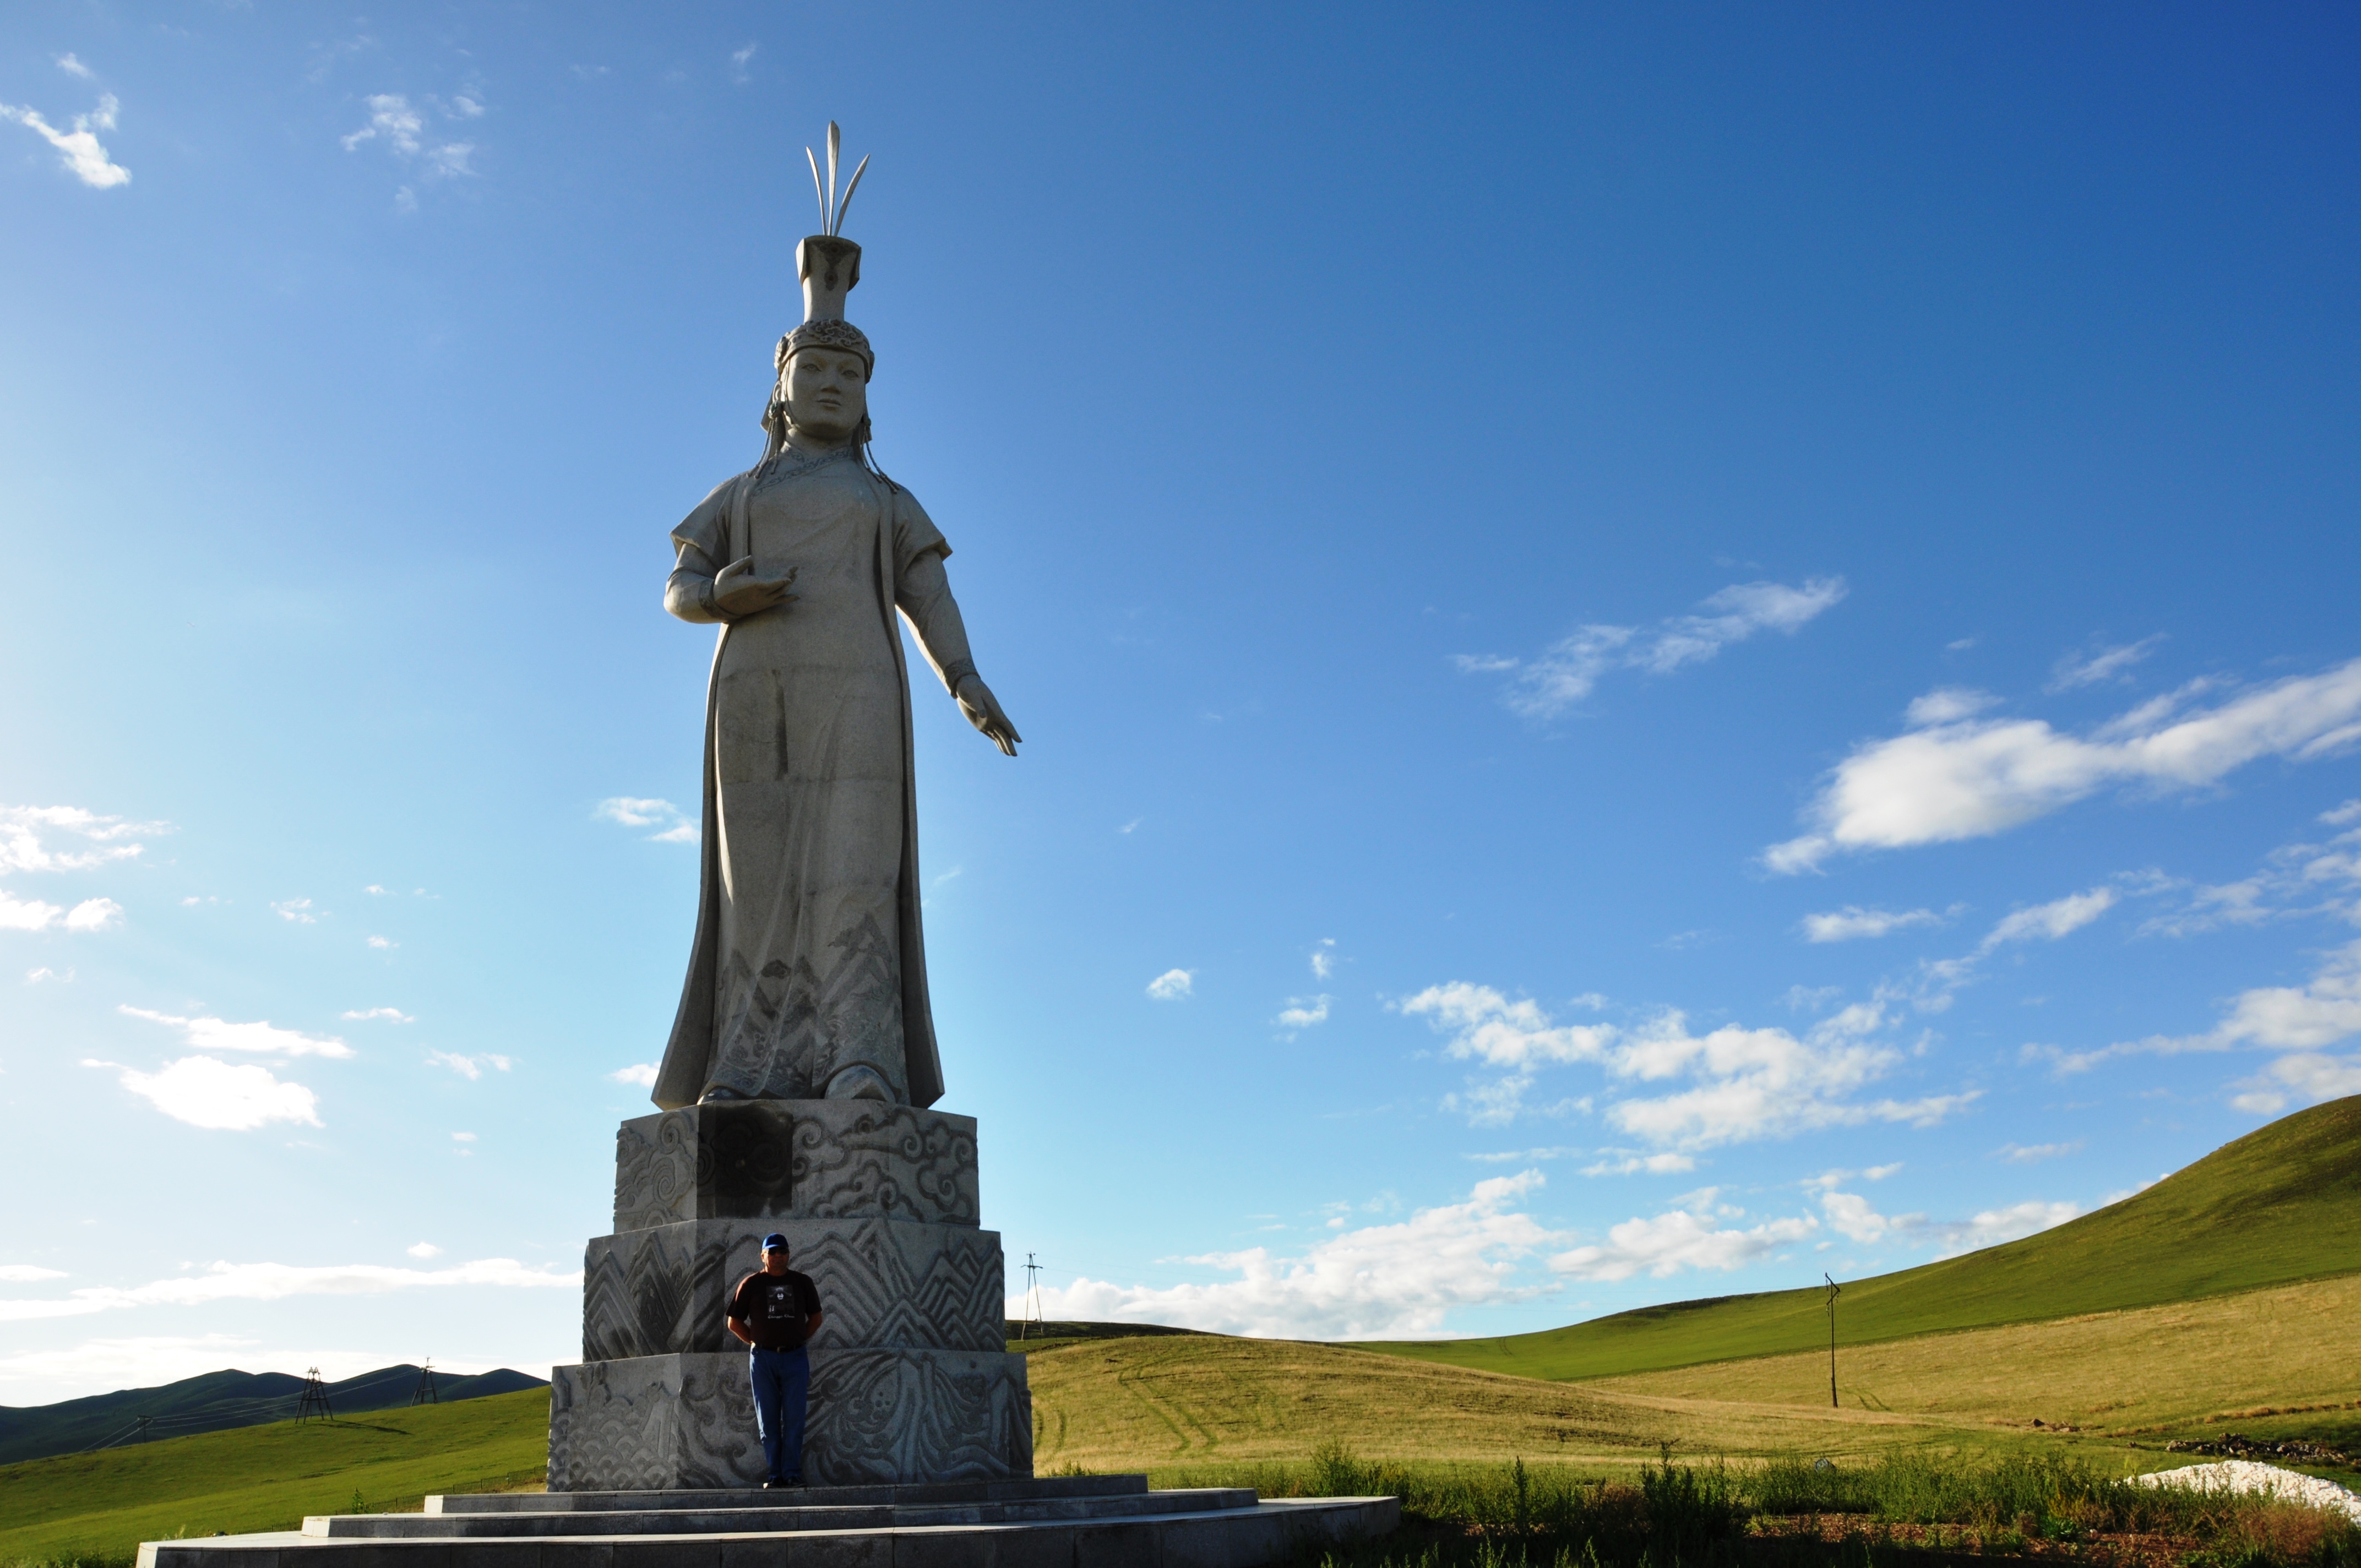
[{"xmin": 646, "ymin": 213, "xmax": 1018, "ymax": 1112}]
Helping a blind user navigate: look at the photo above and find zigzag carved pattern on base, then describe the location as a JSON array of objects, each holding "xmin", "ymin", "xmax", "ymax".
[
  {"xmin": 549, "ymin": 1351, "xmax": 1030, "ymax": 1491},
  {"xmin": 584, "ymin": 1217, "xmax": 1004, "ymax": 1357}
]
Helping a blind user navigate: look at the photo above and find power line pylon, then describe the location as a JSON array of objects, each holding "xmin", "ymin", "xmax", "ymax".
[
  {"xmin": 410, "ymin": 1360, "xmax": 439, "ymax": 1406},
  {"xmin": 295, "ymin": 1366, "xmax": 336, "ymax": 1424},
  {"xmin": 1019, "ymin": 1254, "xmax": 1045, "ymax": 1341}
]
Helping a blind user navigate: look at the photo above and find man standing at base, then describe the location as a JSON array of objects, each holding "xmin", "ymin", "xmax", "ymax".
[{"xmin": 726, "ymin": 1234, "xmax": 825, "ymax": 1488}]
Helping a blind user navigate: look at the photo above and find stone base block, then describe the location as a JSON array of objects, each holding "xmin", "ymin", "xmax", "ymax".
[
  {"xmin": 583, "ymin": 1217, "xmax": 1004, "ymax": 1359},
  {"xmin": 615, "ymin": 1101, "xmax": 978, "ymax": 1233},
  {"xmin": 548, "ymin": 1348, "xmax": 1031, "ymax": 1491}
]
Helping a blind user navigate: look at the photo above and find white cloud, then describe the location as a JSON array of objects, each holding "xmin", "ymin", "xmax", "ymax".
[
  {"xmin": 65, "ymin": 898, "xmax": 123, "ymax": 931},
  {"xmin": 25, "ymin": 966, "xmax": 73, "ymax": 984},
  {"xmin": 2043, "ymin": 939, "xmax": 2361, "ymax": 1081},
  {"xmin": 272, "ymin": 898, "xmax": 320, "ymax": 923},
  {"xmin": 1465, "ymin": 578, "xmax": 1847, "ymax": 718},
  {"xmin": 56, "ymin": 54, "xmax": 94, "ymax": 79},
  {"xmin": 1818, "ymin": 1190, "xmax": 1925, "ymax": 1244},
  {"xmin": 1311, "ymin": 938, "xmax": 1336, "ymax": 979},
  {"xmin": 342, "ymin": 93, "xmax": 422, "ymax": 153},
  {"xmin": 729, "ymin": 42, "xmax": 758, "ymax": 81},
  {"xmin": 0, "ymin": 1265, "xmax": 67, "ymax": 1282},
  {"xmin": 405, "ymin": 1243, "xmax": 442, "ymax": 1259},
  {"xmin": 595, "ymin": 797, "xmax": 695, "ymax": 843},
  {"xmin": 0, "ymin": 891, "xmax": 64, "ymax": 931},
  {"xmin": 608, "ymin": 1063, "xmax": 658, "ymax": 1087},
  {"xmin": 341, "ymin": 93, "xmax": 477, "ymax": 186},
  {"xmin": 2324, "ymin": 800, "xmax": 2361, "ymax": 827},
  {"xmin": 1552, "ymin": 1207, "xmax": 1818, "ymax": 1282},
  {"xmin": 340, "ymin": 1006, "xmax": 412, "ymax": 1023},
  {"xmin": 1276, "ymin": 995, "xmax": 1332, "ymax": 1030},
  {"xmin": 0, "ymin": 92, "xmax": 130, "ymax": 188},
  {"xmin": 1987, "ymin": 888, "xmax": 2117, "ymax": 945},
  {"xmin": 1402, "ymin": 984, "xmax": 1973, "ymax": 1146},
  {"xmin": 1766, "ymin": 657, "xmax": 2361, "ymax": 871},
  {"xmin": 427, "ymin": 1050, "xmax": 512, "ymax": 1080},
  {"xmin": 367, "ymin": 935, "xmax": 395, "ymax": 949},
  {"xmin": 1012, "ymin": 1173, "xmax": 1563, "ymax": 1339},
  {"xmin": 1934, "ymin": 1199, "xmax": 2080, "ymax": 1257},
  {"xmin": 89, "ymin": 1056, "xmax": 322, "ymax": 1131},
  {"xmin": 1579, "ymin": 1152, "xmax": 1697, "ymax": 1177},
  {"xmin": 2048, "ymin": 636, "xmax": 2166, "ymax": 692},
  {"xmin": 0, "ymin": 804, "xmax": 161, "ymax": 872},
  {"xmin": 451, "ymin": 1131, "xmax": 476, "ymax": 1142},
  {"xmin": 0, "ymin": 1256, "xmax": 578, "ymax": 1323},
  {"xmin": 1803, "ymin": 906, "xmax": 1941, "ymax": 943},
  {"xmin": 121, "ymin": 1006, "xmax": 353, "ymax": 1059},
  {"xmin": 1995, "ymin": 1141, "xmax": 2082, "ymax": 1164},
  {"xmin": 1146, "ymin": 968, "xmax": 1194, "ymax": 1001}
]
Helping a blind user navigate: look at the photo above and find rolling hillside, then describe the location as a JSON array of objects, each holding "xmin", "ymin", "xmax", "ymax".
[
  {"xmin": 0, "ymin": 1387, "xmax": 550, "ymax": 1565},
  {"xmin": 0, "ymin": 1364, "xmax": 547, "ymax": 1467},
  {"xmin": 1349, "ymin": 1096, "xmax": 2361, "ymax": 1382}
]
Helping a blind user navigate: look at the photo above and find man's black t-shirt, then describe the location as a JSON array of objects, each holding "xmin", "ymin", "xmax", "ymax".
[{"xmin": 728, "ymin": 1267, "xmax": 822, "ymax": 1351}]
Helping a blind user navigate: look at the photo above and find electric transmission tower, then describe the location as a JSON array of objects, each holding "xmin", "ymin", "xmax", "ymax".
[
  {"xmin": 1019, "ymin": 1254, "xmax": 1045, "ymax": 1341},
  {"xmin": 295, "ymin": 1366, "xmax": 336, "ymax": 1424},
  {"xmin": 411, "ymin": 1360, "xmax": 439, "ymax": 1406}
]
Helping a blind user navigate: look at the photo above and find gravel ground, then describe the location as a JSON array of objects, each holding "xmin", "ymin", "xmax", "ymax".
[{"xmin": 2135, "ymin": 1460, "xmax": 2361, "ymax": 1523}]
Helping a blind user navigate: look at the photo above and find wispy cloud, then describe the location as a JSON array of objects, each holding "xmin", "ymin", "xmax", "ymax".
[
  {"xmin": 1310, "ymin": 938, "xmax": 1336, "ymax": 979},
  {"xmin": 1276, "ymin": 995, "xmax": 1332, "ymax": 1032},
  {"xmin": 85, "ymin": 1057, "xmax": 322, "ymax": 1131},
  {"xmin": 1146, "ymin": 968, "xmax": 1194, "ymax": 1001},
  {"xmin": 56, "ymin": 54, "xmax": 93, "ymax": 80},
  {"xmin": 1460, "ymin": 579, "xmax": 1847, "ymax": 720},
  {"xmin": 340, "ymin": 92, "xmax": 478, "ymax": 195},
  {"xmin": 1552, "ymin": 1196, "xmax": 1815, "ymax": 1282},
  {"xmin": 427, "ymin": 1050, "xmax": 512, "ymax": 1080},
  {"xmin": 1012, "ymin": 1172, "xmax": 1563, "ymax": 1340},
  {"xmin": 340, "ymin": 1006, "xmax": 412, "ymax": 1023},
  {"xmin": 0, "ymin": 1256, "xmax": 578, "ymax": 1323},
  {"xmin": 1802, "ymin": 906, "xmax": 1944, "ymax": 943},
  {"xmin": 608, "ymin": 1063, "xmax": 658, "ymax": 1087},
  {"xmin": 121, "ymin": 1006, "xmax": 353, "ymax": 1059},
  {"xmin": 271, "ymin": 898, "xmax": 320, "ymax": 924},
  {"xmin": 2047, "ymin": 635, "xmax": 2166, "ymax": 693},
  {"xmin": 728, "ymin": 42, "xmax": 758, "ymax": 83},
  {"xmin": 1400, "ymin": 983, "xmax": 1974, "ymax": 1144},
  {"xmin": 1766, "ymin": 657, "xmax": 2361, "ymax": 872},
  {"xmin": 594, "ymin": 797, "xmax": 696, "ymax": 843},
  {"xmin": 1995, "ymin": 1141, "xmax": 2082, "ymax": 1164},
  {"xmin": 0, "ymin": 892, "xmax": 121, "ymax": 933},
  {"xmin": 0, "ymin": 804, "xmax": 163, "ymax": 873},
  {"xmin": 0, "ymin": 92, "xmax": 130, "ymax": 188}
]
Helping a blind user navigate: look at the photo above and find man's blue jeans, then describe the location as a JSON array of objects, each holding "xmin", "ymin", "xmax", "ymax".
[{"xmin": 748, "ymin": 1346, "xmax": 809, "ymax": 1483}]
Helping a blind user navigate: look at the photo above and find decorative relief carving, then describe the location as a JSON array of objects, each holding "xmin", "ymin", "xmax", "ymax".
[
  {"xmin": 611, "ymin": 1102, "xmax": 977, "ymax": 1231},
  {"xmin": 583, "ymin": 1217, "xmax": 1003, "ymax": 1359},
  {"xmin": 549, "ymin": 1349, "xmax": 1030, "ymax": 1491}
]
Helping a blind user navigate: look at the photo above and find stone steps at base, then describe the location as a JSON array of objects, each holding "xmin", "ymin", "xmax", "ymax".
[
  {"xmin": 308, "ymin": 1490, "xmax": 1258, "ymax": 1537},
  {"xmin": 139, "ymin": 1496, "xmax": 1400, "ymax": 1568},
  {"xmin": 431, "ymin": 1479, "xmax": 1147, "ymax": 1516}
]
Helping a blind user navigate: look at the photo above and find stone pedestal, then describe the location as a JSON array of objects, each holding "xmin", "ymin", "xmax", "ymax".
[{"xmin": 549, "ymin": 1100, "xmax": 1030, "ymax": 1489}]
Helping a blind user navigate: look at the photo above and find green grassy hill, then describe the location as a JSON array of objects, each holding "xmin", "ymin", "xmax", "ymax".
[
  {"xmin": 1353, "ymin": 1095, "xmax": 2361, "ymax": 1381},
  {"xmin": 0, "ymin": 1364, "xmax": 546, "ymax": 1467},
  {"xmin": 0, "ymin": 1388, "xmax": 548, "ymax": 1565}
]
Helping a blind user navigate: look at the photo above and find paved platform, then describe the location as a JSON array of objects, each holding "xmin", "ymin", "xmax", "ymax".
[{"xmin": 137, "ymin": 1476, "xmax": 1401, "ymax": 1568}]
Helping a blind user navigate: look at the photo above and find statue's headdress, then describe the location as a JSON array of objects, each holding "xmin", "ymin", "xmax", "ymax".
[
  {"xmin": 780, "ymin": 122, "xmax": 872, "ymax": 376},
  {"xmin": 763, "ymin": 123, "xmax": 880, "ymax": 465}
]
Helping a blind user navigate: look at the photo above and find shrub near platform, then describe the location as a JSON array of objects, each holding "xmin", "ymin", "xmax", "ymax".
[{"xmin": 1153, "ymin": 1445, "xmax": 2361, "ymax": 1568}]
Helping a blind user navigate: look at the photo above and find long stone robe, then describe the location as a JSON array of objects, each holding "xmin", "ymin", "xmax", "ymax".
[{"xmin": 650, "ymin": 452, "xmax": 960, "ymax": 1110}]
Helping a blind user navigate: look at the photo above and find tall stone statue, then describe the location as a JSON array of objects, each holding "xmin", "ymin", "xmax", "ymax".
[
  {"xmin": 550, "ymin": 128, "xmax": 1036, "ymax": 1491},
  {"xmin": 648, "ymin": 137, "xmax": 1019, "ymax": 1114}
]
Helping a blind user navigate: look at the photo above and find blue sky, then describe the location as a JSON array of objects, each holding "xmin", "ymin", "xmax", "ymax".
[{"xmin": 3, "ymin": 2, "xmax": 2358, "ymax": 1404}]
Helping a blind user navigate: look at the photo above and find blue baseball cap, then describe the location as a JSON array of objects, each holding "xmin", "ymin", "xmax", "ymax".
[{"xmin": 761, "ymin": 1234, "xmax": 789, "ymax": 1252}]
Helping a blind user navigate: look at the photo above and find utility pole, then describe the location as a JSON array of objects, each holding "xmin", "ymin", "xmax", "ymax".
[
  {"xmin": 295, "ymin": 1366, "xmax": 336, "ymax": 1424},
  {"xmin": 134, "ymin": 1415, "xmax": 153, "ymax": 1444},
  {"xmin": 1020, "ymin": 1254, "xmax": 1045, "ymax": 1341},
  {"xmin": 1824, "ymin": 1273, "xmax": 1841, "ymax": 1409},
  {"xmin": 411, "ymin": 1360, "xmax": 439, "ymax": 1406}
]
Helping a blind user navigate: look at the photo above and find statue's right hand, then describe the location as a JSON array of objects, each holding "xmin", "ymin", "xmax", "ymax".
[{"xmin": 711, "ymin": 556, "xmax": 798, "ymax": 618}]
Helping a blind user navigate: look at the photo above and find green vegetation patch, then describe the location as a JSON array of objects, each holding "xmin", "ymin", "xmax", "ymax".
[
  {"xmin": 1355, "ymin": 1096, "xmax": 2361, "ymax": 1382},
  {"xmin": 0, "ymin": 1387, "xmax": 550, "ymax": 1566}
]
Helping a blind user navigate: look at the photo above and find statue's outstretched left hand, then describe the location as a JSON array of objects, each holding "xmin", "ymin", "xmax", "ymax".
[{"xmin": 954, "ymin": 676, "xmax": 1021, "ymax": 757}]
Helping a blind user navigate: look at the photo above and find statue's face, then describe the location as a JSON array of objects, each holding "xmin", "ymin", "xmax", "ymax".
[{"xmin": 780, "ymin": 347, "xmax": 869, "ymax": 442}]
